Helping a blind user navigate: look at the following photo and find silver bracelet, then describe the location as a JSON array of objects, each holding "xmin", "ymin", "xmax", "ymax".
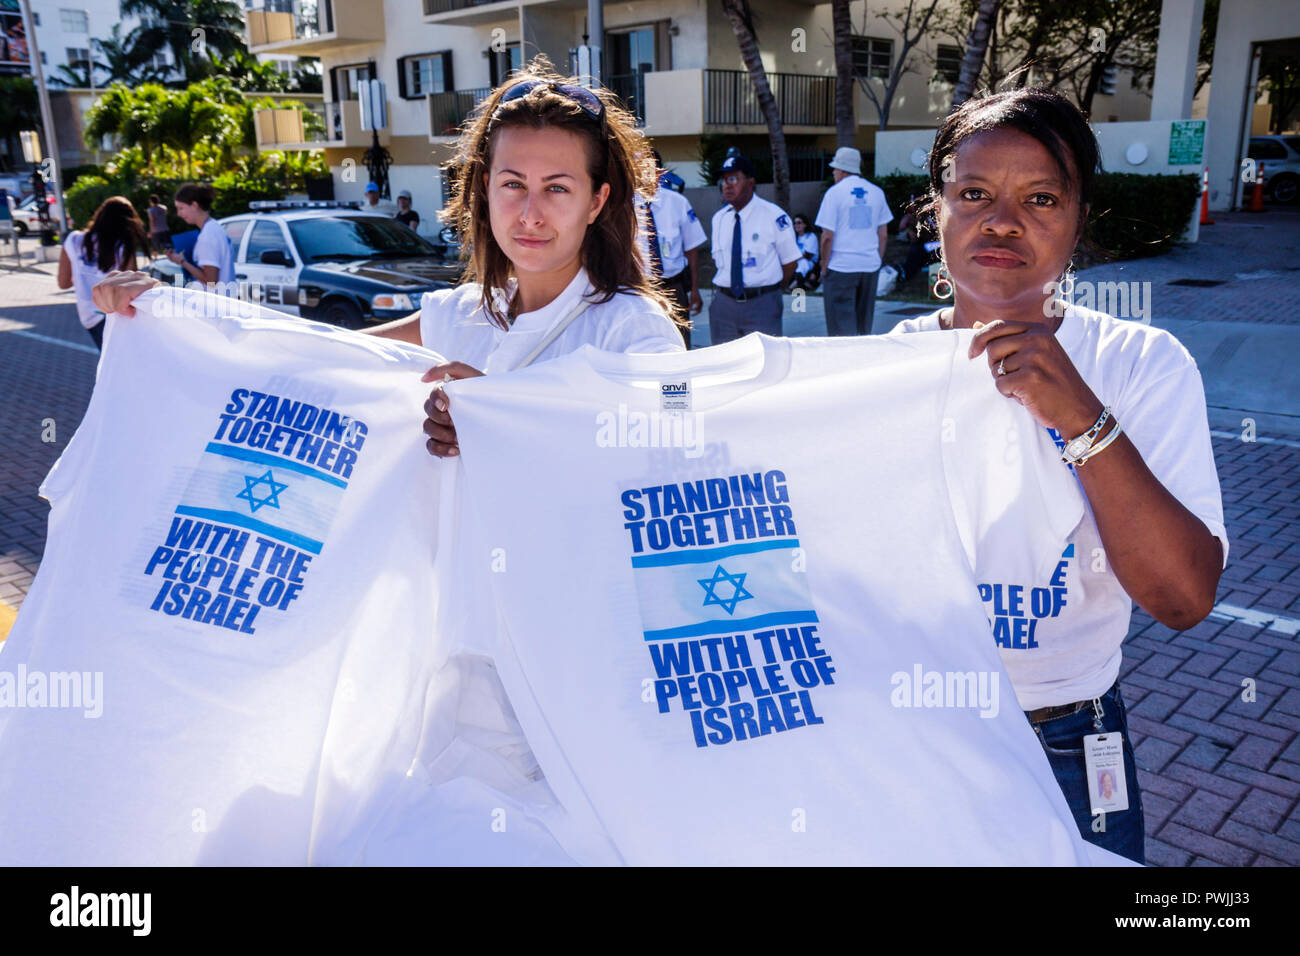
[{"xmin": 1075, "ymin": 420, "xmax": 1123, "ymax": 466}]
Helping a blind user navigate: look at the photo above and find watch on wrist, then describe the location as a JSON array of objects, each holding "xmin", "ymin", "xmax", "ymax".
[{"xmin": 1061, "ymin": 406, "xmax": 1112, "ymax": 465}]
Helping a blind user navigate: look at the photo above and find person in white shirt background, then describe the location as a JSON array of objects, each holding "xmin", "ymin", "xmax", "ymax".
[
  {"xmin": 92, "ymin": 56, "xmax": 684, "ymax": 457},
  {"xmin": 165, "ymin": 183, "xmax": 235, "ymax": 288},
  {"xmin": 890, "ymin": 86, "xmax": 1227, "ymax": 863},
  {"xmin": 785, "ymin": 213, "xmax": 820, "ymax": 292},
  {"xmin": 708, "ymin": 153, "xmax": 801, "ymax": 344},
  {"xmin": 815, "ymin": 147, "xmax": 893, "ymax": 336},
  {"xmin": 636, "ymin": 148, "xmax": 707, "ymax": 348},
  {"xmin": 57, "ymin": 196, "xmax": 149, "ymax": 350}
]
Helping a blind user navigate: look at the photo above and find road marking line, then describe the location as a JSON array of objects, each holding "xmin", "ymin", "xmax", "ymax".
[
  {"xmin": 1209, "ymin": 602, "xmax": 1300, "ymax": 635},
  {"xmin": 4, "ymin": 329, "xmax": 99, "ymax": 355},
  {"xmin": 1209, "ymin": 429, "xmax": 1300, "ymax": 449}
]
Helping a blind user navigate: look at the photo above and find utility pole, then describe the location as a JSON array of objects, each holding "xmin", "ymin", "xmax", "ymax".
[
  {"xmin": 586, "ymin": 0, "xmax": 602, "ymax": 85},
  {"xmin": 84, "ymin": 8, "xmax": 100, "ymax": 166},
  {"xmin": 19, "ymin": 0, "xmax": 65, "ymax": 240}
]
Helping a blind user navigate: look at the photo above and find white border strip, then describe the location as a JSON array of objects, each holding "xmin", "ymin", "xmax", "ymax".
[
  {"xmin": 1209, "ymin": 429, "xmax": 1300, "ymax": 450},
  {"xmin": 6, "ymin": 330, "xmax": 99, "ymax": 356},
  {"xmin": 1209, "ymin": 602, "xmax": 1300, "ymax": 635}
]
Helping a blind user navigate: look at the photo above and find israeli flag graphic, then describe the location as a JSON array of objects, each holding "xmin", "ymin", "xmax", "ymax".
[
  {"xmin": 631, "ymin": 538, "xmax": 818, "ymax": 642},
  {"xmin": 171, "ymin": 442, "xmax": 347, "ymax": 555}
]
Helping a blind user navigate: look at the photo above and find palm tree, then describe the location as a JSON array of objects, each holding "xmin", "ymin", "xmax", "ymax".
[
  {"xmin": 201, "ymin": 48, "xmax": 293, "ymax": 92},
  {"xmin": 719, "ymin": 0, "xmax": 791, "ymax": 211},
  {"xmin": 120, "ymin": 0, "xmax": 246, "ymax": 84},
  {"xmin": 952, "ymin": 0, "xmax": 1001, "ymax": 111},
  {"xmin": 52, "ymin": 24, "xmax": 165, "ymax": 88},
  {"xmin": 153, "ymin": 84, "xmax": 231, "ymax": 175},
  {"xmin": 832, "ymin": 0, "xmax": 855, "ymax": 148},
  {"xmin": 83, "ymin": 82, "xmax": 174, "ymax": 166}
]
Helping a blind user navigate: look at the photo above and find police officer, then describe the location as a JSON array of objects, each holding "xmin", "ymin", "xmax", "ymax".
[
  {"xmin": 639, "ymin": 149, "xmax": 707, "ymax": 346},
  {"xmin": 708, "ymin": 154, "xmax": 800, "ymax": 345}
]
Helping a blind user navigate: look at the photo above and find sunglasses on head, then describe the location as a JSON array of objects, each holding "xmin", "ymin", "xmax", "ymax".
[{"xmin": 496, "ymin": 79, "xmax": 607, "ymax": 137}]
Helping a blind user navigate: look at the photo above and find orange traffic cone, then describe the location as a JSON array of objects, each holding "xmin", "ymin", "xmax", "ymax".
[
  {"xmin": 1247, "ymin": 162, "xmax": 1266, "ymax": 213},
  {"xmin": 1199, "ymin": 167, "xmax": 1214, "ymax": 225}
]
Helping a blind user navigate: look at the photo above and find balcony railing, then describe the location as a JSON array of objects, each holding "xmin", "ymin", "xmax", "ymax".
[
  {"xmin": 704, "ymin": 69, "xmax": 835, "ymax": 127},
  {"xmin": 423, "ymin": 0, "xmax": 506, "ymax": 14},
  {"xmin": 428, "ymin": 87, "xmax": 492, "ymax": 137},
  {"xmin": 606, "ymin": 71, "xmax": 646, "ymax": 126}
]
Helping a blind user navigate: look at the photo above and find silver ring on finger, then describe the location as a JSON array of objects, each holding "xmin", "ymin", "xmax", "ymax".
[{"xmin": 997, "ymin": 357, "xmax": 1008, "ymax": 376}]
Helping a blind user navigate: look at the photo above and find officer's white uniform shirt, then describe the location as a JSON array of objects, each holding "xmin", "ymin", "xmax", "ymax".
[
  {"xmin": 710, "ymin": 195, "xmax": 802, "ymax": 288},
  {"xmin": 637, "ymin": 190, "xmax": 708, "ymax": 281},
  {"xmin": 815, "ymin": 175, "xmax": 893, "ymax": 274},
  {"xmin": 418, "ymin": 265, "xmax": 684, "ymax": 374}
]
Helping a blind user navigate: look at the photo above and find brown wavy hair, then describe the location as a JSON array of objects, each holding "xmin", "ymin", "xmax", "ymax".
[
  {"xmin": 82, "ymin": 196, "xmax": 148, "ymax": 274},
  {"xmin": 442, "ymin": 54, "xmax": 676, "ymax": 330}
]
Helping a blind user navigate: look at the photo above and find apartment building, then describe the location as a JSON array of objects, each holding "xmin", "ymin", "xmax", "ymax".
[
  {"xmin": 27, "ymin": 0, "xmax": 178, "ymax": 84},
  {"xmin": 245, "ymin": 0, "xmax": 1156, "ymax": 228}
]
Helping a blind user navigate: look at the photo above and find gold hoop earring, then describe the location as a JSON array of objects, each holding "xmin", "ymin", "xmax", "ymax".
[{"xmin": 933, "ymin": 261, "xmax": 954, "ymax": 300}]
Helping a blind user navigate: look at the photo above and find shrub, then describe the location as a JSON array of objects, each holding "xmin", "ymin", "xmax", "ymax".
[
  {"xmin": 860, "ymin": 171, "xmax": 1198, "ymax": 262},
  {"xmin": 1086, "ymin": 173, "xmax": 1200, "ymax": 262}
]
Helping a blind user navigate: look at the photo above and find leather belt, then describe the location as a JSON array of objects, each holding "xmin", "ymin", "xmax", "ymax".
[
  {"xmin": 717, "ymin": 284, "xmax": 781, "ymax": 301},
  {"xmin": 1025, "ymin": 699, "xmax": 1091, "ymax": 724}
]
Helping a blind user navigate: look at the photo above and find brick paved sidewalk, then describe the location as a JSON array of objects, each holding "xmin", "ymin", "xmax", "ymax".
[
  {"xmin": 1076, "ymin": 208, "xmax": 1300, "ymax": 326},
  {"xmin": 0, "ymin": 266, "xmax": 96, "ymax": 613},
  {"xmin": 1125, "ymin": 435, "xmax": 1300, "ymax": 866}
]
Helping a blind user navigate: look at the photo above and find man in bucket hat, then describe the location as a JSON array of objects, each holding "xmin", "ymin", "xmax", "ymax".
[{"xmin": 815, "ymin": 147, "xmax": 894, "ymax": 336}]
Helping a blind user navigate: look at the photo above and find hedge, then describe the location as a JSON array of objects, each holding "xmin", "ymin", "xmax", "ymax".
[
  {"xmin": 65, "ymin": 173, "xmax": 286, "ymax": 234},
  {"xmin": 1087, "ymin": 173, "xmax": 1201, "ymax": 262},
  {"xmin": 855, "ymin": 171, "xmax": 1200, "ymax": 262}
]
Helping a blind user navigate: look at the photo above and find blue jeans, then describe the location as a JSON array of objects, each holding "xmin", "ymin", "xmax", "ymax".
[{"xmin": 1027, "ymin": 681, "xmax": 1145, "ymax": 863}]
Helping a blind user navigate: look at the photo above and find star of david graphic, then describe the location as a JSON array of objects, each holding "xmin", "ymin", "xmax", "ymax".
[
  {"xmin": 235, "ymin": 469, "xmax": 288, "ymax": 513},
  {"xmin": 850, "ymin": 186, "xmax": 866, "ymax": 199},
  {"xmin": 698, "ymin": 564, "xmax": 754, "ymax": 616}
]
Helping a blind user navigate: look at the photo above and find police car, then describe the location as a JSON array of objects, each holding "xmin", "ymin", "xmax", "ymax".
[{"xmin": 148, "ymin": 201, "xmax": 460, "ymax": 327}]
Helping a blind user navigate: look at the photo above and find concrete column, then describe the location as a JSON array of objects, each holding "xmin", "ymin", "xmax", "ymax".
[{"xmin": 1150, "ymin": 0, "xmax": 1205, "ymax": 120}]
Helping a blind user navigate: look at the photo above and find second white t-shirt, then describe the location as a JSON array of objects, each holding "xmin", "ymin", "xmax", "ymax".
[{"xmin": 441, "ymin": 331, "xmax": 1121, "ymax": 865}]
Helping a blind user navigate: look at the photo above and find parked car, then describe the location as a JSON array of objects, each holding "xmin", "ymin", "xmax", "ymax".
[
  {"xmin": 7, "ymin": 193, "xmax": 60, "ymax": 237},
  {"xmin": 1247, "ymin": 135, "xmax": 1300, "ymax": 204},
  {"xmin": 148, "ymin": 201, "xmax": 462, "ymax": 327}
]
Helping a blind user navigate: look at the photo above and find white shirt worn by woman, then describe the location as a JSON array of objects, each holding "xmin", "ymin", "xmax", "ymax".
[
  {"xmin": 891, "ymin": 303, "xmax": 1229, "ymax": 710},
  {"xmin": 63, "ymin": 230, "xmax": 127, "ymax": 329},
  {"xmin": 193, "ymin": 217, "xmax": 236, "ymax": 284},
  {"xmin": 418, "ymin": 265, "xmax": 684, "ymax": 371},
  {"xmin": 795, "ymin": 232, "xmax": 819, "ymax": 277}
]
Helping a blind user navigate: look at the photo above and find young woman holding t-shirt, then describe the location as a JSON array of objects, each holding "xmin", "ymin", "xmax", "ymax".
[
  {"xmin": 890, "ymin": 87, "xmax": 1227, "ymax": 863},
  {"xmin": 92, "ymin": 57, "xmax": 683, "ymax": 453},
  {"xmin": 58, "ymin": 196, "xmax": 149, "ymax": 349}
]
